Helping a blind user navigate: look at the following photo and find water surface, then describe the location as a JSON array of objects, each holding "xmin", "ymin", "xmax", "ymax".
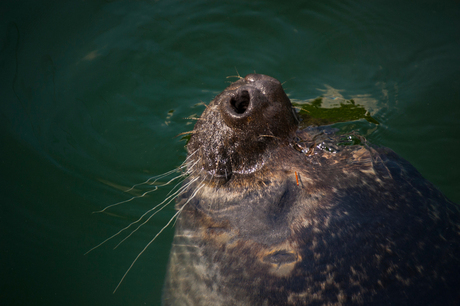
[{"xmin": 1, "ymin": 1, "xmax": 459, "ymax": 305}]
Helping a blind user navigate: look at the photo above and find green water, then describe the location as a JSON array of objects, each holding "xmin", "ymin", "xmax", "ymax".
[{"xmin": 1, "ymin": 1, "xmax": 459, "ymax": 305}]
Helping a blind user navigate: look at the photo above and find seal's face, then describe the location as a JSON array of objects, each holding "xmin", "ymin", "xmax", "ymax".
[
  {"xmin": 187, "ymin": 74, "xmax": 299, "ymax": 183},
  {"xmin": 182, "ymin": 74, "xmax": 307, "ymax": 248},
  {"xmin": 163, "ymin": 74, "xmax": 460, "ymax": 306}
]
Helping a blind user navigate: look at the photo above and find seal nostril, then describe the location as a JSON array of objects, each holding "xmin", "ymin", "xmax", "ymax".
[{"xmin": 230, "ymin": 90, "xmax": 250, "ymax": 114}]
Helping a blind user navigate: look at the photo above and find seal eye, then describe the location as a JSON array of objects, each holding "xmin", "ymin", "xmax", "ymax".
[{"xmin": 230, "ymin": 90, "xmax": 250, "ymax": 114}]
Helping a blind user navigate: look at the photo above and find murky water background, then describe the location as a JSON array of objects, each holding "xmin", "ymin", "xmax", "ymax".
[{"xmin": 1, "ymin": 1, "xmax": 459, "ymax": 305}]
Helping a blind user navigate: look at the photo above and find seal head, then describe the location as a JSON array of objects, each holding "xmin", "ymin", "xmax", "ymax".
[{"xmin": 187, "ymin": 74, "xmax": 299, "ymax": 183}]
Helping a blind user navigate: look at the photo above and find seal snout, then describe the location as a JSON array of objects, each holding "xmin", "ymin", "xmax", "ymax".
[
  {"xmin": 219, "ymin": 74, "xmax": 298, "ymax": 138},
  {"xmin": 220, "ymin": 73, "xmax": 284, "ymax": 126},
  {"xmin": 187, "ymin": 74, "xmax": 299, "ymax": 182}
]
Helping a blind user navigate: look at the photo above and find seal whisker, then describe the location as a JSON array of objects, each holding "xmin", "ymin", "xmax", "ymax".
[
  {"xmin": 258, "ymin": 134, "xmax": 280, "ymax": 140},
  {"xmin": 84, "ymin": 174, "xmax": 199, "ymax": 256},
  {"xmin": 106, "ymin": 148, "xmax": 198, "ymax": 203},
  {"xmin": 175, "ymin": 130, "xmax": 196, "ymax": 137},
  {"xmin": 193, "ymin": 101, "xmax": 209, "ymax": 110},
  {"xmin": 113, "ymin": 182, "xmax": 205, "ymax": 294},
  {"xmin": 113, "ymin": 176, "xmax": 200, "ymax": 249},
  {"xmin": 226, "ymin": 75, "xmax": 243, "ymax": 80},
  {"xmin": 92, "ymin": 187, "xmax": 159, "ymax": 214},
  {"xmin": 120, "ymin": 148, "xmax": 198, "ymax": 195},
  {"xmin": 93, "ymin": 172, "xmax": 188, "ymax": 214},
  {"xmin": 124, "ymin": 167, "xmax": 184, "ymax": 193},
  {"xmin": 172, "ymin": 178, "xmax": 205, "ymax": 227},
  {"xmin": 183, "ymin": 147, "xmax": 199, "ymax": 164},
  {"xmin": 281, "ymin": 77, "xmax": 295, "ymax": 86},
  {"xmin": 164, "ymin": 158, "xmax": 200, "ymax": 198},
  {"xmin": 182, "ymin": 116, "xmax": 205, "ymax": 121},
  {"xmin": 226, "ymin": 68, "xmax": 243, "ymax": 80}
]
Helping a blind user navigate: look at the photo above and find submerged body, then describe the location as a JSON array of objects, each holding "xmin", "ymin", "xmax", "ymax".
[{"xmin": 163, "ymin": 74, "xmax": 460, "ymax": 305}]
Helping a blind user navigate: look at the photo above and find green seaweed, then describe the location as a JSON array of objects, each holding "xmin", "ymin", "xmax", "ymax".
[{"xmin": 293, "ymin": 97, "xmax": 379, "ymax": 128}]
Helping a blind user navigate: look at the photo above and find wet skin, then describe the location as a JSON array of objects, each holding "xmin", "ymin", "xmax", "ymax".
[{"xmin": 162, "ymin": 74, "xmax": 460, "ymax": 305}]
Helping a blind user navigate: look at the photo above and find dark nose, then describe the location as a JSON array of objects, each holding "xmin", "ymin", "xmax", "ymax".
[
  {"xmin": 219, "ymin": 73, "xmax": 298, "ymax": 137},
  {"xmin": 220, "ymin": 86, "xmax": 268, "ymax": 128},
  {"xmin": 229, "ymin": 89, "xmax": 250, "ymax": 115}
]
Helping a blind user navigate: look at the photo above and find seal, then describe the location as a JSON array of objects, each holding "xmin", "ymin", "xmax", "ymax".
[{"xmin": 162, "ymin": 74, "xmax": 460, "ymax": 305}]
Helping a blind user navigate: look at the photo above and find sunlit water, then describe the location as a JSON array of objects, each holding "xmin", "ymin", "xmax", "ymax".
[{"xmin": 1, "ymin": 1, "xmax": 459, "ymax": 305}]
